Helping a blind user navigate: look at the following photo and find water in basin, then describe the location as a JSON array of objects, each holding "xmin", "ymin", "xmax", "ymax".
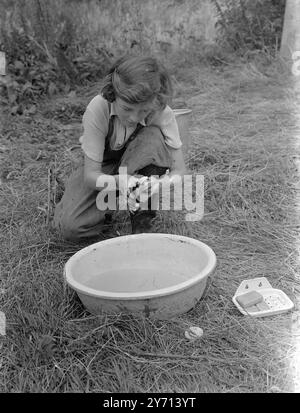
[{"xmin": 82, "ymin": 266, "xmax": 192, "ymax": 293}]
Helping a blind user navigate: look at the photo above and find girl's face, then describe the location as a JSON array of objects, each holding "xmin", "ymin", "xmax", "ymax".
[{"xmin": 114, "ymin": 97, "xmax": 154, "ymax": 127}]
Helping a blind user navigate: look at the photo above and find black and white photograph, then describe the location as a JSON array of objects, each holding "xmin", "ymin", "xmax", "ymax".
[{"xmin": 0, "ymin": 0, "xmax": 299, "ymax": 396}]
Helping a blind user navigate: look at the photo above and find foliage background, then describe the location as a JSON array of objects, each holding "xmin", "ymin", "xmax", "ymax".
[{"xmin": 0, "ymin": 0, "xmax": 286, "ymax": 113}]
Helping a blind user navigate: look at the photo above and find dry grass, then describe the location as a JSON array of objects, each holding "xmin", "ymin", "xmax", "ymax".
[{"xmin": 0, "ymin": 57, "xmax": 299, "ymax": 393}]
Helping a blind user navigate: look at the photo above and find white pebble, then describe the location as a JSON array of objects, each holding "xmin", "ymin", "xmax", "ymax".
[{"xmin": 185, "ymin": 326, "xmax": 203, "ymax": 340}]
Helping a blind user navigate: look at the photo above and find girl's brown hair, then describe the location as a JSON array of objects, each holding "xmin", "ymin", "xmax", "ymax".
[{"xmin": 101, "ymin": 54, "xmax": 173, "ymax": 110}]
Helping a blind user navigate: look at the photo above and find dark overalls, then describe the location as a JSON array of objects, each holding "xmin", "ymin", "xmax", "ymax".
[{"xmin": 53, "ymin": 114, "xmax": 173, "ymax": 241}]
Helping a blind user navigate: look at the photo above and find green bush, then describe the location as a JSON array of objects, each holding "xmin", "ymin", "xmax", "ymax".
[
  {"xmin": 0, "ymin": 28, "xmax": 58, "ymax": 110},
  {"xmin": 0, "ymin": 0, "xmax": 111, "ymax": 112},
  {"xmin": 0, "ymin": 0, "xmax": 287, "ymax": 112},
  {"xmin": 212, "ymin": 0, "xmax": 286, "ymax": 55}
]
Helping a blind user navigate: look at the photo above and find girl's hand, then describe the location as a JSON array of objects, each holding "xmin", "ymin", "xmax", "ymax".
[
  {"xmin": 127, "ymin": 191, "xmax": 140, "ymax": 212},
  {"xmin": 126, "ymin": 176, "xmax": 148, "ymax": 212},
  {"xmin": 127, "ymin": 175, "xmax": 143, "ymax": 193},
  {"xmin": 114, "ymin": 174, "xmax": 140, "ymax": 195},
  {"xmin": 127, "ymin": 176, "xmax": 161, "ymax": 212}
]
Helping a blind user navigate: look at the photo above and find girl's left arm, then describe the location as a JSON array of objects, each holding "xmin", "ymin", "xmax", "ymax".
[
  {"xmin": 150, "ymin": 105, "xmax": 187, "ymax": 180},
  {"xmin": 168, "ymin": 146, "xmax": 187, "ymax": 178}
]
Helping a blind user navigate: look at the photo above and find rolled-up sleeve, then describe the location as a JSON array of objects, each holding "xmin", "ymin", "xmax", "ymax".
[
  {"xmin": 149, "ymin": 105, "xmax": 182, "ymax": 149},
  {"xmin": 79, "ymin": 95, "xmax": 109, "ymax": 162}
]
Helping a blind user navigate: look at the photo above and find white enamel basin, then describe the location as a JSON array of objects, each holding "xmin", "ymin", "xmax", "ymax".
[{"xmin": 64, "ymin": 233, "xmax": 216, "ymax": 318}]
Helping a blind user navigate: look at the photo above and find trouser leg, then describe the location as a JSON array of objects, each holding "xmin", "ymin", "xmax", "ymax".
[{"xmin": 52, "ymin": 162, "xmax": 117, "ymax": 241}]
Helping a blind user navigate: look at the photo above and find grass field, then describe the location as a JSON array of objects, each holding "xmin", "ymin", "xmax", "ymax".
[{"xmin": 0, "ymin": 57, "xmax": 299, "ymax": 393}]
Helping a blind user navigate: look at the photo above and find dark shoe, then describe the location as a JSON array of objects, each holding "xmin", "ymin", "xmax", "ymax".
[
  {"xmin": 130, "ymin": 210, "xmax": 156, "ymax": 234},
  {"xmin": 104, "ymin": 213, "xmax": 113, "ymax": 224}
]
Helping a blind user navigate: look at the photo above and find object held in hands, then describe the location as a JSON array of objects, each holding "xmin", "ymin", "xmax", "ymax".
[
  {"xmin": 127, "ymin": 176, "xmax": 160, "ymax": 212},
  {"xmin": 0, "ymin": 51, "xmax": 6, "ymax": 76},
  {"xmin": 127, "ymin": 177, "xmax": 146, "ymax": 212}
]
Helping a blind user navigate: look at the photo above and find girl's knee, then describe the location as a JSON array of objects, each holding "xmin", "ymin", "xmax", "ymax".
[
  {"xmin": 139, "ymin": 125, "xmax": 164, "ymax": 141},
  {"xmin": 134, "ymin": 126, "xmax": 166, "ymax": 152}
]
